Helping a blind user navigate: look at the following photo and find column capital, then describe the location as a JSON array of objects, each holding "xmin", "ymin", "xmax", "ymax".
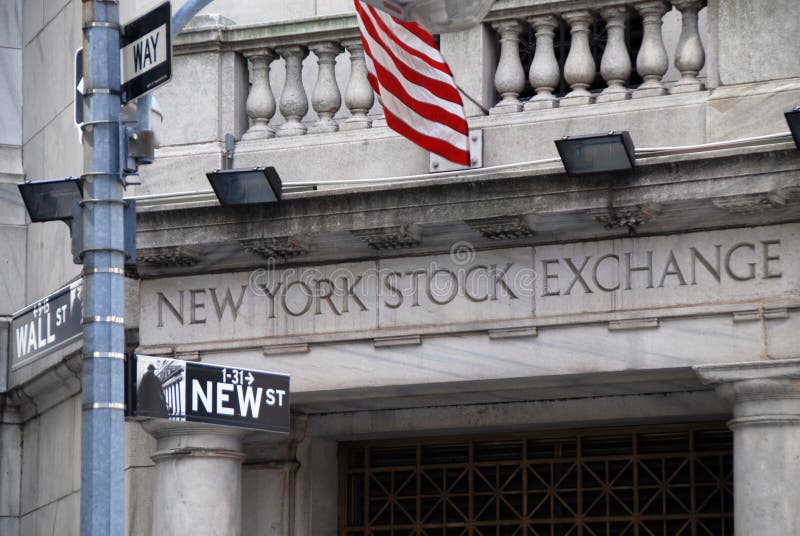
[
  {"xmin": 275, "ymin": 44, "xmax": 310, "ymax": 60},
  {"xmin": 491, "ymin": 19, "xmax": 524, "ymax": 35},
  {"xmin": 527, "ymin": 14, "xmax": 558, "ymax": 31},
  {"xmin": 635, "ymin": 0, "xmax": 670, "ymax": 18},
  {"xmin": 601, "ymin": 5, "xmax": 630, "ymax": 22},
  {"xmin": 241, "ymin": 47, "xmax": 278, "ymax": 61},
  {"xmin": 142, "ymin": 419, "xmax": 247, "ymax": 453},
  {"xmin": 341, "ymin": 38, "xmax": 365, "ymax": 51},
  {"xmin": 562, "ymin": 10, "xmax": 594, "ymax": 28},
  {"xmin": 309, "ymin": 41, "xmax": 344, "ymax": 57},
  {"xmin": 672, "ymin": 0, "xmax": 706, "ymax": 11},
  {"xmin": 695, "ymin": 359, "xmax": 800, "ymax": 425},
  {"xmin": 695, "ymin": 358, "xmax": 800, "ymax": 386}
]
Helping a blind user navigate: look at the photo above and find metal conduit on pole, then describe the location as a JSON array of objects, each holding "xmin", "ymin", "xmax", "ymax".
[{"xmin": 80, "ymin": 0, "xmax": 125, "ymax": 534}]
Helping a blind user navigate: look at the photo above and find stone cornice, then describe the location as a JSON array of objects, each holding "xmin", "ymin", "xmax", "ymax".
[
  {"xmin": 135, "ymin": 145, "xmax": 800, "ymax": 276},
  {"xmin": 173, "ymin": 13, "xmax": 360, "ymax": 56}
]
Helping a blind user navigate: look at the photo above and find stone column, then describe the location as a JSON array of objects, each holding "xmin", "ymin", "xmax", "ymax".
[
  {"xmin": 524, "ymin": 15, "xmax": 560, "ymax": 111},
  {"xmin": 695, "ymin": 359, "xmax": 800, "ymax": 535},
  {"xmin": 561, "ymin": 11, "xmax": 596, "ymax": 106},
  {"xmin": 242, "ymin": 49, "xmax": 278, "ymax": 140},
  {"xmin": 144, "ymin": 421, "xmax": 246, "ymax": 536},
  {"xmin": 490, "ymin": 20, "xmax": 525, "ymax": 114}
]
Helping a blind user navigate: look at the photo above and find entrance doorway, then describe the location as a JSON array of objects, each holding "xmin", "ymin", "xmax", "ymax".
[{"xmin": 341, "ymin": 423, "xmax": 733, "ymax": 535}]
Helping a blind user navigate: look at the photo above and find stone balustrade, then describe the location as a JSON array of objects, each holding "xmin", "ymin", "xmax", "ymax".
[
  {"xmin": 486, "ymin": 0, "xmax": 707, "ymax": 113},
  {"xmin": 229, "ymin": 19, "xmax": 373, "ymax": 140},
  {"xmin": 170, "ymin": 2, "xmax": 706, "ymax": 144}
]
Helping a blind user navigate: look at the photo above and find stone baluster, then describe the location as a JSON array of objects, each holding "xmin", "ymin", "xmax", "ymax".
[
  {"xmin": 561, "ymin": 11, "xmax": 596, "ymax": 106},
  {"xmin": 276, "ymin": 45, "xmax": 310, "ymax": 137},
  {"xmin": 633, "ymin": 1, "xmax": 670, "ymax": 98},
  {"xmin": 309, "ymin": 42, "xmax": 344, "ymax": 134},
  {"xmin": 490, "ymin": 20, "xmax": 525, "ymax": 114},
  {"xmin": 242, "ymin": 49, "xmax": 278, "ymax": 140},
  {"xmin": 597, "ymin": 6, "xmax": 631, "ymax": 102},
  {"xmin": 341, "ymin": 38, "xmax": 374, "ymax": 131},
  {"xmin": 524, "ymin": 15, "xmax": 560, "ymax": 111},
  {"xmin": 671, "ymin": 0, "xmax": 706, "ymax": 93}
]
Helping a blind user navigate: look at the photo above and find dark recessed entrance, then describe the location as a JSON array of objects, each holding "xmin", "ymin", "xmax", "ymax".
[{"xmin": 341, "ymin": 423, "xmax": 733, "ymax": 536}]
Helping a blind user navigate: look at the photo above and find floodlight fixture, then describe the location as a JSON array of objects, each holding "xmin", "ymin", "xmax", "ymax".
[
  {"xmin": 18, "ymin": 177, "xmax": 83, "ymax": 223},
  {"xmin": 361, "ymin": 0, "xmax": 495, "ymax": 33},
  {"xmin": 206, "ymin": 167, "xmax": 282, "ymax": 207},
  {"xmin": 555, "ymin": 131, "xmax": 636, "ymax": 176},
  {"xmin": 785, "ymin": 106, "xmax": 800, "ymax": 150}
]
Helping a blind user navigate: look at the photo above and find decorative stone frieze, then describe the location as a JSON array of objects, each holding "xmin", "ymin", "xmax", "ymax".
[
  {"xmin": 593, "ymin": 204, "xmax": 660, "ymax": 231},
  {"xmin": 241, "ymin": 236, "xmax": 309, "ymax": 260},
  {"xmin": 138, "ymin": 225, "xmax": 800, "ymax": 348},
  {"xmin": 352, "ymin": 225, "xmax": 420, "ymax": 250},
  {"xmin": 138, "ymin": 246, "xmax": 202, "ymax": 267},
  {"xmin": 465, "ymin": 215, "xmax": 534, "ymax": 240}
]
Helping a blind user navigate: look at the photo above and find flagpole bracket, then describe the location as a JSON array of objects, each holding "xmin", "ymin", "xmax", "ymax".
[{"xmin": 430, "ymin": 129, "xmax": 483, "ymax": 173}]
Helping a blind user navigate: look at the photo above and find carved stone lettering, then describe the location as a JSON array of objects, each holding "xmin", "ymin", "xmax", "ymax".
[
  {"xmin": 140, "ymin": 227, "xmax": 799, "ymax": 348},
  {"xmin": 535, "ymin": 226, "xmax": 799, "ymax": 317}
]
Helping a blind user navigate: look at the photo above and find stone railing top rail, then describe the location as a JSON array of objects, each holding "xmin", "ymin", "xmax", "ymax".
[
  {"xmin": 174, "ymin": 13, "xmax": 361, "ymax": 55},
  {"xmin": 174, "ymin": 0, "xmax": 702, "ymax": 54},
  {"xmin": 488, "ymin": 0, "xmax": 697, "ymax": 20}
]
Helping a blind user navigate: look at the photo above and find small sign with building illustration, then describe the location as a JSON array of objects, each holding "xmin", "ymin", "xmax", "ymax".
[{"xmin": 131, "ymin": 355, "xmax": 290, "ymax": 433}]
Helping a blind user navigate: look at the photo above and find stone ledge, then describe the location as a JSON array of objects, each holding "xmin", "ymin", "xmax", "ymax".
[
  {"xmin": 136, "ymin": 298, "xmax": 800, "ymax": 356},
  {"xmin": 695, "ymin": 358, "xmax": 800, "ymax": 384}
]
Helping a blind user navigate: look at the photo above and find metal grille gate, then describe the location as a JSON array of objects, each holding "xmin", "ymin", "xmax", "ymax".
[{"xmin": 341, "ymin": 424, "xmax": 733, "ymax": 536}]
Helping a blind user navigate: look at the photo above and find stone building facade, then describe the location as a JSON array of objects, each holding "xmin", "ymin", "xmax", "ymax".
[{"xmin": 1, "ymin": 0, "xmax": 800, "ymax": 535}]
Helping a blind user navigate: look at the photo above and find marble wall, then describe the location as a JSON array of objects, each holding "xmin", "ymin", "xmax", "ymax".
[
  {"xmin": 18, "ymin": 395, "xmax": 81, "ymax": 536},
  {"xmin": 19, "ymin": 0, "xmax": 82, "ymax": 303}
]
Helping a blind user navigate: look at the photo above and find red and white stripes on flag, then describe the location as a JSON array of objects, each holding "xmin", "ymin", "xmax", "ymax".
[{"xmin": 354, "ymin": 0, "xmax": 471, "ymax": 166}]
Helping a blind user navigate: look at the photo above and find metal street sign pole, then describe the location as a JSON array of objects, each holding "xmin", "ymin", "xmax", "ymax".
[{"xmin": 80, "ymin": 0, "xmax": 125, "ymax": 534}]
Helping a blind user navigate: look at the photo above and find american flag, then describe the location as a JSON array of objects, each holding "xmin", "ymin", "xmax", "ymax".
[{"xmin": 354, "ymin": 0, "xmax": 471, "ymax": 166}]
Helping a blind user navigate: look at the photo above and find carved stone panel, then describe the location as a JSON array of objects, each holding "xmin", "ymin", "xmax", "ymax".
[{"xmin": 535, "ymin": 224, "xmax": 800, "ymax": 316}]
